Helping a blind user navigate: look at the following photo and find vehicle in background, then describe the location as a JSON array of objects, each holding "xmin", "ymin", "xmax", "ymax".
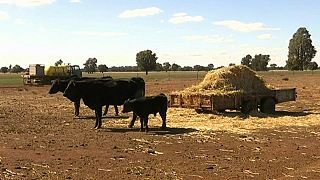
[{"xmin": 22, "ymin": 64, "xmax": 82, "ymax": 85}]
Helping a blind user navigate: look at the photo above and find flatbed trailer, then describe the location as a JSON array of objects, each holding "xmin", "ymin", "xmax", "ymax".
[{"xmin": 169, "ymin": 88, "xmax": 296, "ymax": 114}]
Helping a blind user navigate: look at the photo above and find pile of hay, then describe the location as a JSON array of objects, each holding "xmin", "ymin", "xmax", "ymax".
[{"xmin": 172, "ymin": 65, "xmax": 272, "ymax": 96}]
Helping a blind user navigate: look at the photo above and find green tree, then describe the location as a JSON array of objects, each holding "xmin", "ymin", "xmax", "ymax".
[
  {"xmin": 136, "ymin": 50, "xmax": 158, "ymax": 75},
  {"xmin": 171, "ymin": 63, "xmax": 181, "ymax": 71},
  {"xmin": 83, "ymin": 57, "xmax": 97, "ymax": 74},
  {"xmin": 269, "ymin": 63, "xmax": 277, "ymax": 70},
  {"xmin": 241, "ymin": 54, "xmax": 252, "ymax": 67},
  {"xmin": 251, "ymin": 54, "xmax": 270, "ymax": 71},
  {"xmin": 0, "ymin": 67, "xmax": 9, "ymax": 73},
  {"xmin": 155, "ymin": 63, "xmax": 163, "ymax": 71},
  {"xmin": 287, "ymin": 27, "xmax": 317, "ymax": 71},
  {"xmin": 98, "ymin": 64, "xmax": 108, "ymax": 73},
  {"xmin": 207, "ymin": 63, "xmax": 214, "ymax": 70},
  {"xmin": 11, "ymin": 64, "xmax": 24, "ymax": 73},
  {"xmin": 55, "ymin": 59, "xmax": 63, "ymax": 66},
  {"xmin": 307, "ymin": 61, "xmax": 318, "ymax": 70},
  {"xmin": 163, "ymin": 62, "xmax": 171, "ymax": 72}
]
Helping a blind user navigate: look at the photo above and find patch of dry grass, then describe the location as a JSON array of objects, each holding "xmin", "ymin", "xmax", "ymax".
[{"xmin": 166, "ymin": 108, "xmax": 320, "ymax": 134}]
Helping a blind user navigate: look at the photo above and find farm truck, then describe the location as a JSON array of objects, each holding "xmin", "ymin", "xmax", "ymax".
[{"xmin": 21, "ymin": 64, "xmax": 82, "ymax": 85}]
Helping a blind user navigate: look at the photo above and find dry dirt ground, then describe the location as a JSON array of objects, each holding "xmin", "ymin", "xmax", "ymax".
[{"xmin": 1, "ymin": 73, "xmax": 320, "ymax": 179}]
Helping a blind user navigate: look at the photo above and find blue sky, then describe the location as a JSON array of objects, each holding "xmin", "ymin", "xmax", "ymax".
[{"xmin": 0, "ymin": 0, "xmax": 319, "ymax": 68}]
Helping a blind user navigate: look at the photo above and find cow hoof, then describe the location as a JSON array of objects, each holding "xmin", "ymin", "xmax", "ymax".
[{"xmin": 161, "ymin": 126, "xmax": 167, "ymax": 130}]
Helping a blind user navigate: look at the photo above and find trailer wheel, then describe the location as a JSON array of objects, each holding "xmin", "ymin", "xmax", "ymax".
[
  {"xmin": 241, "ymin": 100, "xmax": 254, "ymax": 114},
  {"xmin": 260, "ymin": 98, "xmax": 276, "ymax": 114}
]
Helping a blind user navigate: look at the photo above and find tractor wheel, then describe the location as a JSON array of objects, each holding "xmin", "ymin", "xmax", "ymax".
[
  {"xmin": 260, "ymin": 98, "xmax": 276, "ymax": 114},
  {"xmin": 241, "ymin": 100, "xmax": 254, "ymax": 114}
]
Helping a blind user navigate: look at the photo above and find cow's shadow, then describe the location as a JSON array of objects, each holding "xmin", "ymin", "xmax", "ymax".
[
  {"xmin": 106, "ymin": 127, "xmax": 197, "ymax": 135},
  {"xmin": 74, "ymin": 115, "xmax": 129, "ymax": 120}
]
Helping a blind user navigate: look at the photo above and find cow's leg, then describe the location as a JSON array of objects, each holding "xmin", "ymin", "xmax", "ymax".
[
  {"xmin": 159, "ymin": 111, "xmax": 167, "ymax": 129},
  {"xmin": 144, "ymin": 117, "xmax": 149, "ymax": 133},
  {"xmin": 128, "ymin": 113, "xmax": 137, "ymax": 128},
  {"xmin": 74, "ymin": 98, "xmax": 81, "ymax": 116},
  {"xmin": 114, "ymin": 106, "xmax": 119, "ymax": 116},
  {"xmin": 139, "ymin": 116, "xmax": 144, "ymax": 132},
  {"xmin": 103, "ymin": 105, "xmax": 109, "ymax": 116},
  {"xmin": 95, "ymin": 106, "xmax": 103, "ymax": 129}
]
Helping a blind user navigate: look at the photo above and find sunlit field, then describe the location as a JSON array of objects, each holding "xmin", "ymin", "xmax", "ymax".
[{"xmin": 1, "ymin": 70, "xmax": 320, "ymax": 87}]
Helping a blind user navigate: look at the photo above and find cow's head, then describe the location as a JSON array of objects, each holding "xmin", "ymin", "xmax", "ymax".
[
  {"xmin": 122, "ymin": 99, "xmax": 134, "ymax": 113},
  {"xmin": 49, "ymin": 79, "xmax": 69, "ymax": 94},
  {"xmin": 63, "ymin": 80, "xmax": 78, "ymax": 102}
]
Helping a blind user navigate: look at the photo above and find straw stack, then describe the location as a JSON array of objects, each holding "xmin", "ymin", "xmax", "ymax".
[{"xmin": 172, "ymin": 65, "xmax": 272, "ymax": 96}]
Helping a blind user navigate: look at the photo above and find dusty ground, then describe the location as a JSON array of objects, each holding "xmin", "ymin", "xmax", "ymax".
[{"xmin": 1, "ymin": 73, "xmax": 320, "ymax": 179}]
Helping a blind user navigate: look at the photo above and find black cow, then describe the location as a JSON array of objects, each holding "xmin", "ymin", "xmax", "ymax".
[
  {"xmin": 122, "ymin": 93, "xmax": 168, "ymax": 132},
  {"xmin": 48, "ymin": 77, "xmax": 119, "ymax": 116},
  {"xmin": 63, "ymin": 77, "xmax": 145, "ymax": 129}
]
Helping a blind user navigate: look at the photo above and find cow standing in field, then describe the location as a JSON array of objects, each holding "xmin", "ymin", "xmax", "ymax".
[
  {"xmin": 63, "ymin": 77, "xmax": 145, "ymax": 129},
  {"xmin": 48, "ymin": 77, "xmax": 119, "ymax": 116},
  {"xmin": 122, "ymin": 93, "xmax": 168, "ymax": 132}
]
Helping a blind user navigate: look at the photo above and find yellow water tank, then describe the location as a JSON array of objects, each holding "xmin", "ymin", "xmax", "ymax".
[{"xmin": 44, "ymin": 65, "xmax": 71, "ymax": 77}]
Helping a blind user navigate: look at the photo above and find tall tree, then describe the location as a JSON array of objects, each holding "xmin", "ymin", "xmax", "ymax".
[
  {"xmin": 287, "ymin": 27, "xmax": 317, "ymax": 71},
  {"xmin": 11, "ymin": 65, "xmax": 24, "ymax": 73},
  {"xmin": 163, "ymin": 62, "xmax": 171, "ymax": 72},
  {"xmin": 155, "ymin": 63, "xmax": 163, "ymax": 71},
  {"xmin": 55, "ymin": 59, "xmax": 63, "ymax": 66},
  {"xmin": 136, "ymin": 50, "xmax": 157, "ymax": 75},
  {"xmin": 171, "ymin": 63, "xmax": 181, "ymax": 71},
  {"xmin": 83, "ymin": 57, "xmax": 97, "ymax": 74},
  {"xmin": 207, "ymin": 63, "xmax": 214, "ymax": 70},
  {"xmin": 241, "ymin": 54, "xmax": 252, "ymax": 67},
  {"xmin": 251, "ymin": 54, "xmax": 270, "ymax": 71},
  {"xmin": 0, "ymin": 67, "xmax": 9, "ymax": 73}
]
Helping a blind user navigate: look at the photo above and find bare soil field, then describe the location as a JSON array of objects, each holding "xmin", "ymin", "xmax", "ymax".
[{"xmin": 1, "ymin": 73, "xmax": 320, "ymax": 179}]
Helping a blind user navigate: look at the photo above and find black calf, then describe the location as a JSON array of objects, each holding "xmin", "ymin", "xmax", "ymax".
[{"xmin": 122, "ymin": 93, "xmax": 168, "ymax": 132}]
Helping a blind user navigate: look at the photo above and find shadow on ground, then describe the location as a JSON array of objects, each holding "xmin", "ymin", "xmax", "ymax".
[
  {"xmin": 197, "ymin": 110, "xmax": 315, "ymax": 119},
  {"xmin": 105, "ymin": 127, "xmax": 197, "ymax": 135},
  {"xmin": 74, "ymin": 115, "xmax": 130, "ymax": 120}
]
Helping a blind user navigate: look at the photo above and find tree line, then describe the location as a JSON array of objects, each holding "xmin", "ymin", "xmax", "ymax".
[{"xmin": 1, "ymin": 27, "xmax": 317, "ymax": 74}]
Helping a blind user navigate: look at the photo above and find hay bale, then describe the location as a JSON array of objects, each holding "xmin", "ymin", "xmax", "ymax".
[{"xmin": 172, "ymin": 65, "xmax": 272, "ymax": 97}]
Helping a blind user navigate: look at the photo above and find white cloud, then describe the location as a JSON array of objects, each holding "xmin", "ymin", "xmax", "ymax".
[
  {"xmin": 118, "ymin": 7, "xmax": 162, "ymax": 18},
  {"xmin": 15, "ymin": 18, "xmax": 26, "ymax": 25},
  {"xmin": 214, "ymin": 20, "xmax": 280, "ymax": 32},
  {"xmin": 169, "ymin": 13, "xmax": 204, "ymax": 24},
  {"xmin": 257, "ymin": 34, "xmax": 273, "ymax": 40},
  {"xmin": 0, "ymin": 0, "xmax": 55, "ymax": 7},
  {"xmin": 181, "ymin": 35, "xmax": 233, "ymax": 43},
  {"xmin": 74, "ymin": 31, "xmax": 128, "ymax": 37},
  {"xmin": 0, "ymin": 11, "xmax": 9, "ymax": 21},
  {"xmin": 70, "ymin": 0, "xmax": 81, "ymax": 3}
]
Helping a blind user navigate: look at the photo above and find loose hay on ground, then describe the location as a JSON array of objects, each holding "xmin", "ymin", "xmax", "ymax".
[{"xmin": 167, "ymin": 108, "xmax": 320, "ymax": 134}]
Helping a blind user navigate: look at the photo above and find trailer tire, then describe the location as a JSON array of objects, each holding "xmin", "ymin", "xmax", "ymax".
[
  {"xmin": 241, "ymin": 100, "xmax": 254, "ymax": 114},
  {"xmin": 260, "ymin": 98, "xmax": 276, "ymax": 114}
]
